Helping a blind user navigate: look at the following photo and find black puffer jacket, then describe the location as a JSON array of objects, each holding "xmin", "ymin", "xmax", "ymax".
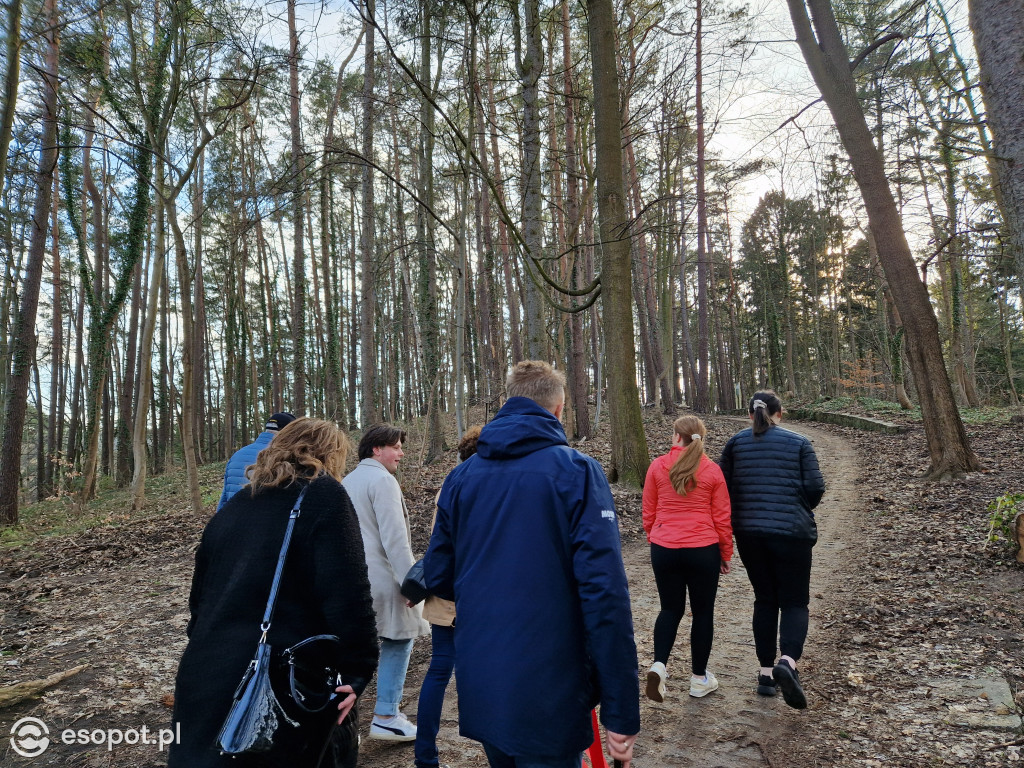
[{"xmin": 719, "ymin": 425, "xmax": 825, "ymax": 541}]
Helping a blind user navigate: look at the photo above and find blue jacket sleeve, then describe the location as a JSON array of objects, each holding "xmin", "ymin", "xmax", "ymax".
[
  {"xmin": 719, "ymin": 435, "xmax": 735, "ymax": 489},
  {"xmin": 422, "ymin": 480, "xmax": 456, "ymax": 602},
  {"xmin": 217, "ymin": 466, "xmax": 231, "ymax": 511},
  {"xmin": 570, "ymin": 457, "xmax": 640, "ymax": 736}
]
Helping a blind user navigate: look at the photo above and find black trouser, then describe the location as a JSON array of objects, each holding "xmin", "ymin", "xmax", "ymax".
[
  {"xmin": 735, "ymin": 533, "xmax": 814, "ymax": 668},
  {"xmin": 650, "ymin": 542, "xmax": 721, "ymax": 675}
]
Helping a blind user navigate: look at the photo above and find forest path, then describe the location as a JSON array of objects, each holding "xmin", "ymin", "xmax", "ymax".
[
  {"xmin": 364, "ymin": 420, "xmax": 861, "ymax": 768},
  {"xmin": 623, "ymin": 420, "xmax": 860, "ymax": 767}
]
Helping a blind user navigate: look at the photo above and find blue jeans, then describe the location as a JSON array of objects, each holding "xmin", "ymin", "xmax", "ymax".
[
  {"xmin": 414, "ymin": 624, "xmax": 456, "ymax": 768},
  {"xmin": 375, "ymin": 637, "xmax": 415, "ymax": 717},
  {"xmin": 481, "ymin": 743, "xmax": 582, "ymax": 768}
]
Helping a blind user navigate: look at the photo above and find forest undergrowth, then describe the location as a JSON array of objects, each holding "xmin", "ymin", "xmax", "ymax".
[{"xmin": 0, "ymin": 404, "xmax": 1021, "ymax": 766}]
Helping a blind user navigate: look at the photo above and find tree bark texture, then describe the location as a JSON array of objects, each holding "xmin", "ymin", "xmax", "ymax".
[
  {"xmin": 693, "ymin": 0, "xmax": 711, "ymax": 413},
  {"xmin": 131, "ymin": 178, "xmax": 165, "ymax": 511},
  {"xmin": 563, "ymin": 0, "xmax": 591, "ymax": 438},
  {"xmin": 515, "ymin": 0, "xmax": 545, "ymax": 359},
  {"xmin": 288, "ymin": 0, "xmax": 307, "ymax": 414},
  {"xmin": 358, "ymin": 0, "xmax": 379, "ymax": 427},
  {"xmin": 417, "ymin": 0, "xmax": 444, "ymax": 460},
  {"xmin": 0, "ymin": 0, "xmax": 22, "ymax": 198},
  {"xmin": 970, "ymin": 0, "xmax": 1024, "ymax": 304}
]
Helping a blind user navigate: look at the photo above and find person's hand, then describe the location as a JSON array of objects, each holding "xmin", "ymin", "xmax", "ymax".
[
  {"xmin": 605, "ymin": 729, "xmax": 637, "ymax": 766},
  {"xmin": 335, "ymin": 685, "xmax": 357, "ymax": 724},
  {"xmin": 720, "ymin": 560, "xmax": 731, "ymax": 575},
  {"xmin": 405, "ymin": 599, "xmax": 415, "ymax": 608}
]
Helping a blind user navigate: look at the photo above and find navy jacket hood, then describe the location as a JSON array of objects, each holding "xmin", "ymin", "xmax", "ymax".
[{"xmin": 476, "ymin": 396, "xmax": 567, "ymax": 460}]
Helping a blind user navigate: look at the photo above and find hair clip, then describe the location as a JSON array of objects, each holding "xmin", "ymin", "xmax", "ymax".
[
  {"xmin": 690, "ymin": 434, "xmax": 702, "ymax": 441},
  {"xmin": 752, "ymin": 399, "xmax": 768, "ymax": 410}
]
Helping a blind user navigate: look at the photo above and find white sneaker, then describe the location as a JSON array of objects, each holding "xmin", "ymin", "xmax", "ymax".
[
  {"xmin": 646, "ymin": 662, "xmax": 667, "ymax": 702},
  {"xmin": 369, "ymin": 712, "xmax": 416, "ymax": 741},
  {"xmin": 689, "ymin": 670, "xmax": 719, "ymax": 698}
]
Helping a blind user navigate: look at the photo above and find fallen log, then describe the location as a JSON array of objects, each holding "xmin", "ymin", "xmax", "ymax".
[{"xmin": 0, "ymin": 665, "xmax": 87, "ymax": 709}]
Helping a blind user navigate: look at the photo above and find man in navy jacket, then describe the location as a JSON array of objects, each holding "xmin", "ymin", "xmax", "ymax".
[
  {"xmin": 217, "ymin": 412, "xmax": 295, "ymax": 510},
  {"xmin": 423, "ymin": 361, "xmax": 640, "ymax": 767}
]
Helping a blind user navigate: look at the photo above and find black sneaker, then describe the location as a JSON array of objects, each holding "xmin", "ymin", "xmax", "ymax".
[
  {"xmin": 756, "ymin": 674, "xmax": 778, "ymax": 696},
  {"xmin": 772, "ymin": 660, "xmax": 807, "ymax": 709}
]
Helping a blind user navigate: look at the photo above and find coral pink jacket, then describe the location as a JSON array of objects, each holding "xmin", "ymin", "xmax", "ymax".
[{"xmin": 642, "ymin": 448, "xmax": 733, "ymax": 560}]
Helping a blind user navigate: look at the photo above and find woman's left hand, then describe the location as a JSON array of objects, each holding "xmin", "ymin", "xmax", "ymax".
[
  {"xmin": 720, "ymin": 561, "xmax": 731, "ymax": 575},
  {"xmin": 335, "ymin": 685, "xmax": 358, "ymax": 724}
]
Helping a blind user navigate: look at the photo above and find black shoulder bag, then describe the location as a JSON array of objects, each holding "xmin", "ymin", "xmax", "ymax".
[{"xmin": 216, "ymin": 486, "xmax": 345, "ymax": 755}]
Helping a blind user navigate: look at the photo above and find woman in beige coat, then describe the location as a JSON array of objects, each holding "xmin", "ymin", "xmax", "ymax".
[{"xmin": 342, "ymin": 424, "xmax": 428, "ymax": 741}]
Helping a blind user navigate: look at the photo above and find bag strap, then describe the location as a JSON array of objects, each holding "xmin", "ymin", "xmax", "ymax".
[
  {"xmin": 258, "ymin": 484, "xmax": 309, "ymax": 642},
  {"xmin": 283, "ymin": 635, "xmax": 343, "ymax": 713}
]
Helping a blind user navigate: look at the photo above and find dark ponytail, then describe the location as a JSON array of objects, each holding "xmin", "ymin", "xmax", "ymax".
[{"xmin": 749, "ymin": 390, "xmax": 782, "ymax": 436}]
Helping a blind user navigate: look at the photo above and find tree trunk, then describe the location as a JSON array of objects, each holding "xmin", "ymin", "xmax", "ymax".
[
  {"xmin": 44, "ymin": 173, "xmax": 61, "ymax": 496},
  {"xmin": 358, "ymin": 0, "xmax": 380, "ymax": 427},
  {"xmin": 787, "ymin": 0, "xmax": 981, "ymax": 478},
  {"xmin": 0, "ymin": 0, "xmax": 21, "ymax": 198},
  {"xmin": 114, "ymin": 256, "xmax": 141, "ymax": 486},
  {"xmin": 587, "ymin": 0, "xmax": 650, "ymax": 486},
  {"xmin": 970, "ymin": 0, "xmax": 1024, "ymax": 306},
  {"xmin": 320, "ymin": 34, "xmax": 361, "ymax": 427},
  {"xmin": 693, "ymin": 0, "xmax": 711, "ymax": 413},
  {"xmin": 484, "ymin": 45, "xmax": 523, "ymax": 363},
  {"xmin": 563, "ymin": 0, "xmax": 591, "ymax": 439},
  {"xmin": 623, "ymin": 134, "xmax": 673, "ymax": 413},
  {"xmin": 192, "ymin": 151, "xmax": 208, "ymax": 462},
  {"xmin": 516, "ymin": 0, "xmax": 545, "ymax": 358},
  {"xmin": 0, "ymin": 3, "xmax": 58, "ymax": 525},
  {"xmin": 454, "ymin": 2, "xmax": 478, "ymax": 437},
  {"xmin": 288, "ymin": 0, "xmax": 306, "ymax": 414},
  {"xmin": 473, "ymin": 93, "xmax": 502, "ymax": 401},
  {"xmin": 416, "ymin": 1, "xmax": 444, "ymax": 460},
  {"xmin": 130, "ymin": 177, "xmax": 165, "ymax": 511},
  {"xmin": 165, "ymin": 205, "xmax": 203, "ymax": 514}
]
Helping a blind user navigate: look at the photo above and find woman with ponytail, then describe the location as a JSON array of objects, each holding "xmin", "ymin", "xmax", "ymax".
[
  {"xmin": 719, "ymin": 390, "xmax": 825, "ymax": 710},
  {"xmin": 642, "ymin": 415, "xmax": 732, "ymax": 702}
]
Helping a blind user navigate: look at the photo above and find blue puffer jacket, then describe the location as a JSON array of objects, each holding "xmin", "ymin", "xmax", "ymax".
[
  {"xmin": 217, "ymin": 431, "xmax": 275, "ymax": 511},
  {"xmin": 423, "ymin": 397, "xmax": 640, "ymax": 757},
  {"xmin": 719, "ymin": 425, "xmax": 824, "ymax": 541}
]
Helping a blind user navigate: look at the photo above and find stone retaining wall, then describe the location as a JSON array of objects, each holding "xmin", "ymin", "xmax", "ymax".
[{"xmin": 786, "ymin": 408, "xmax": 906, "ymax": 433}]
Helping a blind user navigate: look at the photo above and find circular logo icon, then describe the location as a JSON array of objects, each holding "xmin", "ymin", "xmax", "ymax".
[{"xmin": 10, "ymin": 717, "xmax": 50, "ymax": 758}]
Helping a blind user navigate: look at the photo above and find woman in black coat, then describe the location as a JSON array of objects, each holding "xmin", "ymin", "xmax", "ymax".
[
  {"xmin": 169, "ymin": 418, "xmax": 379, "ymax": 768},
  {"xmin": 719, "ymin": 390, "xmax": 825, "ymax": 710}
]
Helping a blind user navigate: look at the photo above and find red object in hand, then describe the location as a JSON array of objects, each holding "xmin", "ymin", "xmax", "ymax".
[{"xmin": 586, "ymin": 709, "xmax": 608, "ymax": 768}]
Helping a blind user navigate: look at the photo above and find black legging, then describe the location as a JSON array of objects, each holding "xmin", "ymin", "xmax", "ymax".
[
  {"xmin": 650, "ymin": 542, "xmax": 721, "ymax": 675},
  {"xmin": 735, "ymin": 533, "xmax": 813, "ymax": 667}
]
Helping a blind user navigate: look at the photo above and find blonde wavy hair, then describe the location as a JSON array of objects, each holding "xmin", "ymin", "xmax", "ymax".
[
  {"xmin": 247, "ymin": 418, "xmax": 350, "ymax": 494},
  {"xmin": 668, "ymin": 415, "xmax": 707, "ymax": 496}
]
